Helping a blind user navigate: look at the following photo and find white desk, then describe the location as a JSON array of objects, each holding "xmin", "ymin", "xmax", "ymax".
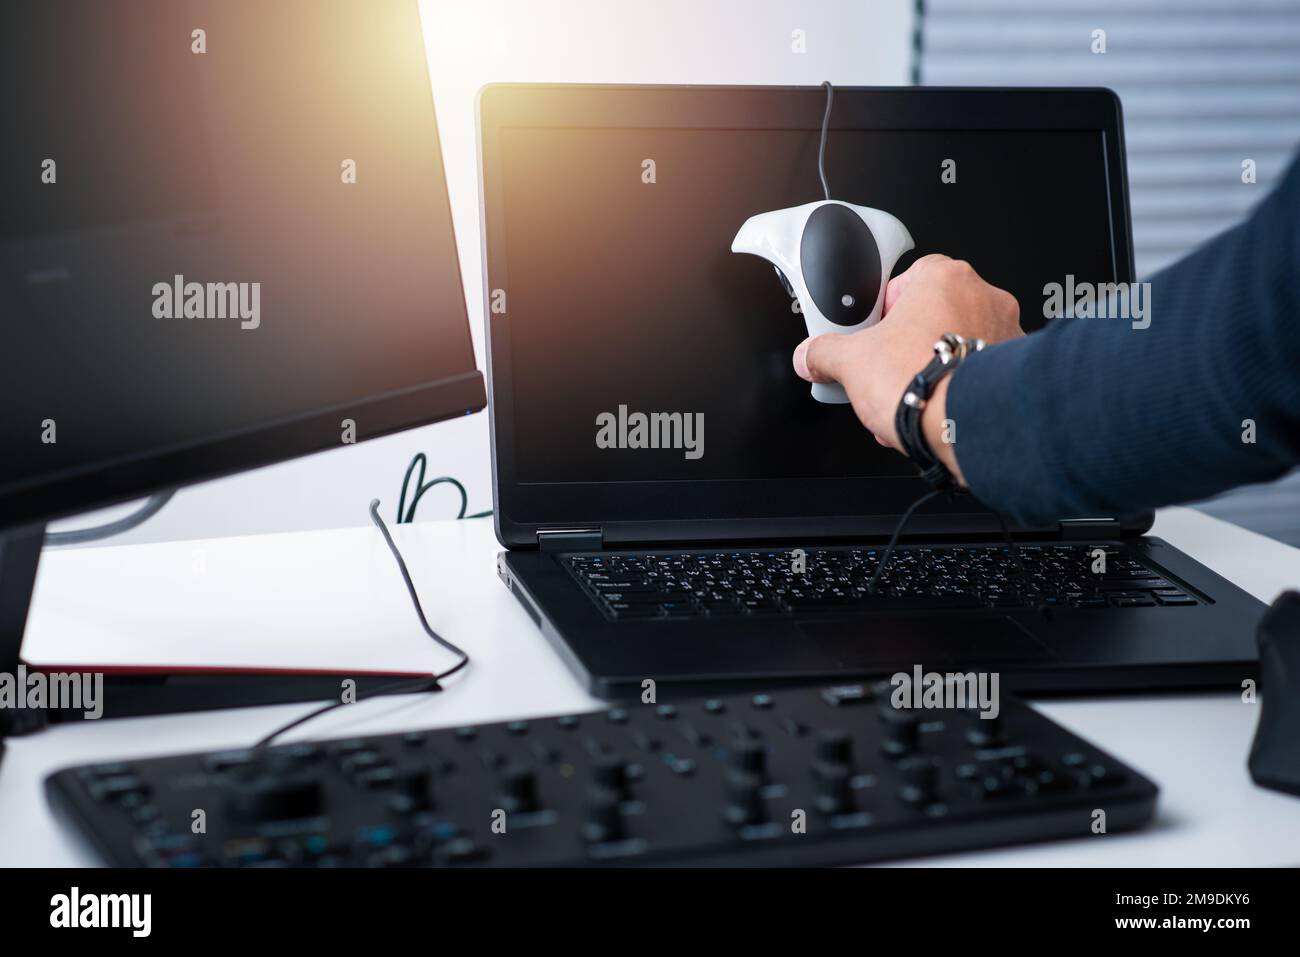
[{"xmin": 3, "ymin": 507, "xmax": 1299, "ymax": 867}]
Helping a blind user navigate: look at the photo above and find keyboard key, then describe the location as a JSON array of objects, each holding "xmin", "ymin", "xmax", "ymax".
[
  {"xmin": 1099, "ymin": 578, "xmax": 1170, "ymax": 591},
  {"xmin": 657, "ymin": 601, "xmax": 697, "ymax": 616},
  {"xmin": 702, "ymin": 601, "xmax": 741, "ymax": 615},
  {"xmin": 606, "ymin": 603, "xmax": 662, "ymax": 619},
  {"xmin": 591, "ymin": 580, "xmax": 659, "ymax": 593}
]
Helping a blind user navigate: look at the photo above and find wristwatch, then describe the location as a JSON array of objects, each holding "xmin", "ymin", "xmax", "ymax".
[{"xmin": 894, "ymin": 332, "xmax": 986, "ymax": 493}]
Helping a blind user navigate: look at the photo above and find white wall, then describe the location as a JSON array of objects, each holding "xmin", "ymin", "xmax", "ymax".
[{"xmin": 54, "ymin": 0, "xmax": 913, "ymax": 547}]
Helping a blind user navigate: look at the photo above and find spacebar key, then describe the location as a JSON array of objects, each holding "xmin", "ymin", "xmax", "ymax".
[{"xmin": 782, "ymin": 594, "xmax": 985, "ymax": 612}]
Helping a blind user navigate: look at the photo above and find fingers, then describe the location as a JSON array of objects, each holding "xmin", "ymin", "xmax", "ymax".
[
  {"xmin": 994, "ymin": 286, "xmax": 1023, "ymax": 328},
  {"xmin": 793, "ymin": 333, "xmax": 849, "ymax": 383},
  {"xmin": 883, "ymin": 253, "xmax": 951, "ymax": 314}
]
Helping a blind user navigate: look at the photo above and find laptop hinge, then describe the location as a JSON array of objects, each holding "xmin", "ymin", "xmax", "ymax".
[
  {"xmin": 537, "ymin": 527, "xmax": 603, "ymax": 552},
  {"xmin": 1058, "ymin": 518, "xmax": 1123, "ymax": 540}
]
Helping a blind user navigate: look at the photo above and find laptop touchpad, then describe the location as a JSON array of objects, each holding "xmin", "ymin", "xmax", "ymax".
[{"xmin": 798, "ymin": 615, "xmax": 1053, "ymax": 669}]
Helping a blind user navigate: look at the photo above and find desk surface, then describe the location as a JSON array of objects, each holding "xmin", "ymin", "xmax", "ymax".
[{"xmin": 4, "ymin": 506, "xmax": 1299, "ymax": 866}]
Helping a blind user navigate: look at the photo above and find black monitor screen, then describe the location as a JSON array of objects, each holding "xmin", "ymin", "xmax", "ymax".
[
  {"xmin": 497, "ymin": 125, "xmax": 1114, "ymax": 484},
  {"xmin": 0, "ymin": 0, "xmax": 479, "ymax": 515}
]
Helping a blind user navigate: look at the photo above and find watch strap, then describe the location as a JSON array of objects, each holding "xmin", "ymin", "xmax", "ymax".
[{"xmin": 894, "ymin": 334, "xmax": 984, "ymax": 493}]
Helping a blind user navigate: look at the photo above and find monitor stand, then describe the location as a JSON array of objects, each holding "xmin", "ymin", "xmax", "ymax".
[
  {"xmin": 0, "ymin": 521, "xmax": 434, "ymax": 764},
  {"xmin": 0, "ymin": 524, "xmax": 43, "ymax": 765}
]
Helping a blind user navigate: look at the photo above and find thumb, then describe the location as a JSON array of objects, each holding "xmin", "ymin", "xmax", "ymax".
[{"xmin": 793, "ymin": 333, "xmax": 849, "ymax": 384}]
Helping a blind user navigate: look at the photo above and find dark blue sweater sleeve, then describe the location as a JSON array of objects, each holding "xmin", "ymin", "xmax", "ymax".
[{"xmin": 947, "ymin": 153, "xmax": 1300, "ymax": 528}]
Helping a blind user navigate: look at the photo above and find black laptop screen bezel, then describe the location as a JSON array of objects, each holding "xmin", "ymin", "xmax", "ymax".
[{"xmin": 477, "ymin": 84, "xmax": 1140, "ymax": 548}]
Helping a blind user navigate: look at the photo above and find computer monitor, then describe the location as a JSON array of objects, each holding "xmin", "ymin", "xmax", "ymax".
[{"xmin": 0, "ymin": 1, "xmax": 484, "ymax": 709}]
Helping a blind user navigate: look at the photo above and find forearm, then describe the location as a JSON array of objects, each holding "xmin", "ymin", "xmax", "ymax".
[{"xmin": 945, "ymin": 158, "xmax": 1300, "ymax": 526}]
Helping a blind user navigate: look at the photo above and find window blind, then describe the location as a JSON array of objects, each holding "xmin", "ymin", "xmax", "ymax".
[{"xmin": 916, "ymin": 0, "xmax": 1300, "ymax": 277}]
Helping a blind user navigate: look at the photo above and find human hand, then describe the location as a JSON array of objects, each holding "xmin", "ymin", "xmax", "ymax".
[{"xmin": 791, "ymin": 254, "xmax": 1024, "ymax": 472}]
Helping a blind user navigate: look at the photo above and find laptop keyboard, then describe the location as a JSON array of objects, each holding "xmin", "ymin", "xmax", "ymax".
[{"xmin": 566, "ymin": 544, "xmax": 1202, "ymax": 620}]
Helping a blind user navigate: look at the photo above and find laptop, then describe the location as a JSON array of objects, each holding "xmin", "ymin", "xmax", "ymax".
[{"xmin": 477, "ymin": 83, "xmax": 1265, "ymax": 697}]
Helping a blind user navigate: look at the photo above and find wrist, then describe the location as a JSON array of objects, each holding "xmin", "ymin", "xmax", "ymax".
[
  {"xmin": 868, "ymin": 324, "xmax": 948, "ymax": 447},
  {"xmin": 920, "ymin": 375, "xmax": 966, "ymax": 487},
  {"xmin": 892, "ymin": 333, "xmax": 979, "ymax": 492}
]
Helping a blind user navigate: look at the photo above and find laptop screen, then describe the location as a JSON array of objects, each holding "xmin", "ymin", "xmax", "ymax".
[{"xmin": 497, "ymin": 123, "xmax": 1115, "ymax": 486}]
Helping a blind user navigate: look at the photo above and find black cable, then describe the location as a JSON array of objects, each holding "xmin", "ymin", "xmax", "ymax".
[
  {"xmin": 991, "ymin": 508, "xmax": 1025, "ymax": 574},
  {"xmin": 407, "ymin": 477, "xmax": 468, "ymax": 522},
  {"xmin": 988, "ymin": 505, "xmax": 1049, "ymax": 613},
  {"xmin": 366, "ymin": 498, "xmax": 470, "ymax": 670},
  {"xmin": 253, "ymin": 498, "xmax": 470, "ymax": 748},
  {"xmin": 44, "ymin": 490, "xmax": 176, "ymax": 546},
  {"xmin": 397, "ymin": 453, "xmax": 428, "ymax": 523},
  {"xmin": 399, "ymin": 453, "xmax": 466, "ymax": 521},
  {"xmin": 397, "ymin": 452, "xmax": 488, "ymax": 523},
  {"xmin": 866, "ymin": 486, "xmax": 1029, "ymax": 594},
  {"xmin": 818, "ymin": 80, "xmax": 834, "ymax": 201},
  {"xmin": 252, "ymin": 674, "xmax": 441, "ymax": 749},
  {"xmin": 867, "ymin": 488, "xmax": 942, "ymax": 594}
]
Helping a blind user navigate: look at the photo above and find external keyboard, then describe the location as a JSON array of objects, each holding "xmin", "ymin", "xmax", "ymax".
[
  {"xmin": 567, "ymin": 543, "xmax": 1202, "ymax": 620},
  {"xmin": 46, "ymin": 682, "xmax": 1158, "ymax": 867}
]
